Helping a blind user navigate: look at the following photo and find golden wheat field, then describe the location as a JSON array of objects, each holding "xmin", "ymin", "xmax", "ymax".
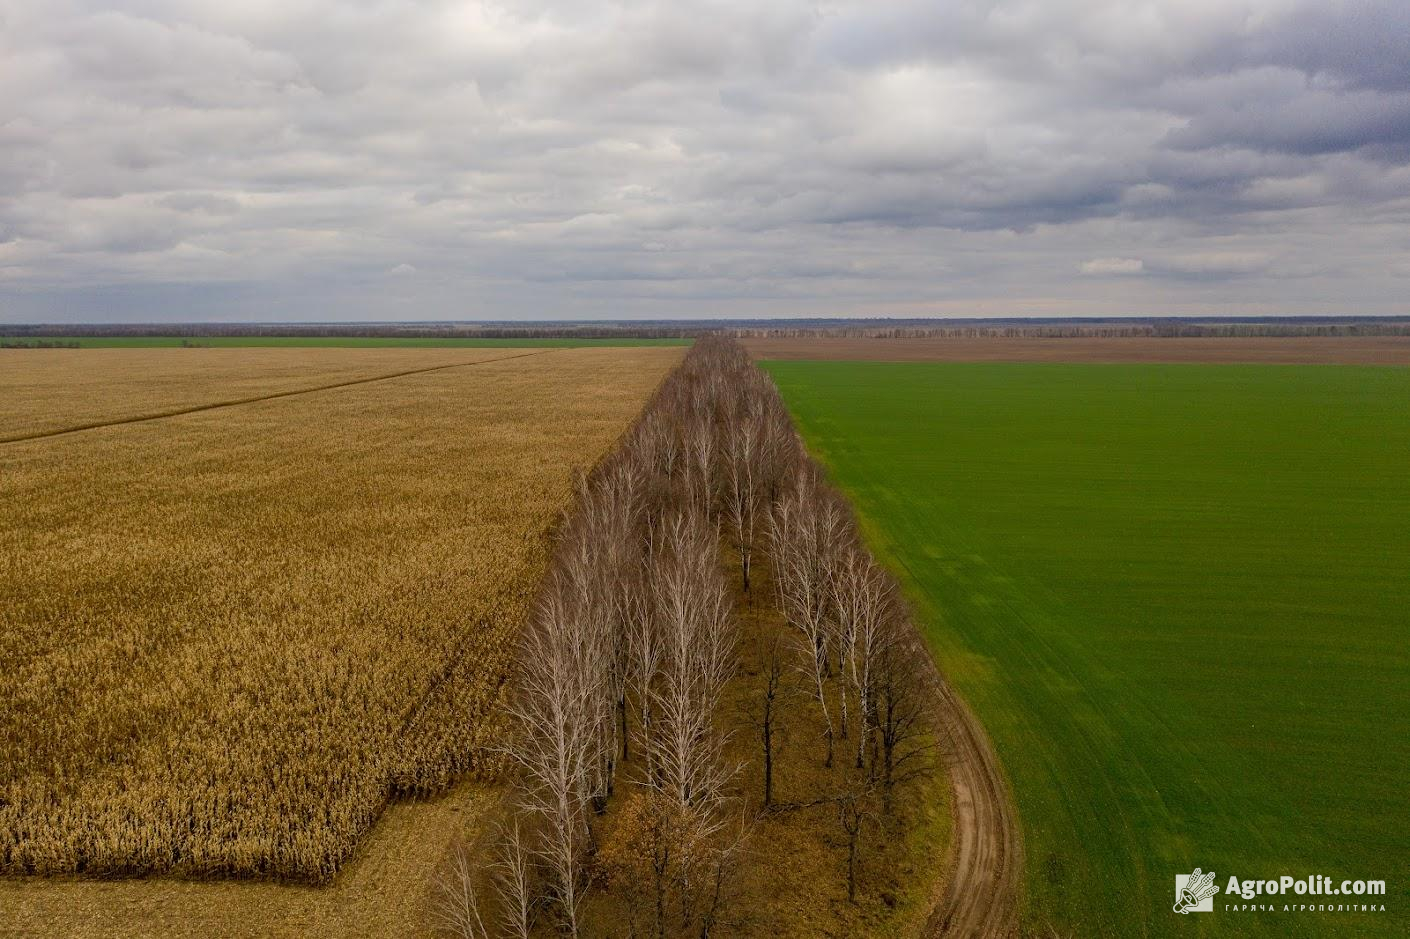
[
  {"xmin": 0, "ymin": 346, "xmax": 682, "ymax": 883},
  {"xmin": 0, "ymin": 347, "xmax": 519, "ymax": 441}
]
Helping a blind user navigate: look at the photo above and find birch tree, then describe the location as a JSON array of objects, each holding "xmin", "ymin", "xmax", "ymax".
[
  {"xmin": 768, "ymin": 470, "xmax": 846, "ymax": 767},
  {"xmin": 506, "ymin": 581, "xmax": 599, "ymax": 936}
]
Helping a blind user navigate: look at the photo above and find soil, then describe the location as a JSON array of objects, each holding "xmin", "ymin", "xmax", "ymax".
[
  {"xmin": 741, "ymin": 336, "xmax": 1410, "ymax": 365},
  {"xmin": 922, "ymin": 679, "xmax": 1021, "ymax": 939}
]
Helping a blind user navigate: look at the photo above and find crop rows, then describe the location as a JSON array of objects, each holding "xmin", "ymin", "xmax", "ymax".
[
  {"xmin": 0, "ymin": 346, "xmax": 682, "ymax": 881},
  {"xmin": 0, "ymin": 346, "xmax": 518, "ymax": 441}
]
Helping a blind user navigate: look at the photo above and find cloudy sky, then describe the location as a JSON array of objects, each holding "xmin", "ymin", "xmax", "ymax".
[{"xmin": 2, "ymin": 0, "xmax": 1408, "ymax": 322}]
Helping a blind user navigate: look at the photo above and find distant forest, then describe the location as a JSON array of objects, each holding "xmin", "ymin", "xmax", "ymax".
[{"xmin": 5, "ymin": 316, "xmax": 1410, "ymax": 340}]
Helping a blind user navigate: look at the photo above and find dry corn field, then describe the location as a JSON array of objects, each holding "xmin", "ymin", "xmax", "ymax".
[
  {"xmin": 0, "ymin": 347, "xmax": 522, "ymax": 442},
  {"xmin": 0, "ymin": 345, "xmax": 683, "ymax": 882}
]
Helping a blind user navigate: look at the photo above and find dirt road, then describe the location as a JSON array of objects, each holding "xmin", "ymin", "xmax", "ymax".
[{"xmin": 923, "ymin": 674, "xmax": 1023, "ymax": 938}]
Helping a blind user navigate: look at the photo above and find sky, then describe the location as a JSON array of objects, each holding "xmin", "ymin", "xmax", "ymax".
[{"xmin": 2, "ymin": 1, "xmax": 1408, "ymax": 323}]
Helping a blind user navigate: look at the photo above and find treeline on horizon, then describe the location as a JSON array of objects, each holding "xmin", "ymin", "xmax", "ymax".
[{"xmin": 5, "ymin": 317, "xmax": 1410, "ymax": 341}]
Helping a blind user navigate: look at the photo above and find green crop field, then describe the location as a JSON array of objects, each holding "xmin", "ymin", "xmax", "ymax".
[
  {"xmin": 0, "ymin": 336, "xmax": 689, "ymax": 348},
  {"xmin": 761, "ymin": 361, "xmax": 1409, "ymax": 937}
]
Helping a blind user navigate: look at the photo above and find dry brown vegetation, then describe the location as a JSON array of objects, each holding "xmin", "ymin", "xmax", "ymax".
[
  {"xmin": 578, "ymin": 550, "xmax": 953, "ymax": 939},
  {"xmin": 0, "ymin": 782, "xmax": 499, "ymax": 938},
  {"xmin": 0, "ymin": 346, "xmax": 683, "ymax": 883},
  {"xmin": 0, "ymin": 347, "xmax": 526, "ymax": 441}
]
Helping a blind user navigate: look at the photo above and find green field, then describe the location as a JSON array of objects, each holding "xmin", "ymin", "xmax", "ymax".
[
  {"xmin": 762, "ymin": 361, "xmax": 1409, "ymax": 937},
  {"xmin": 0, "ymin": 336, "xmax": 689, "ymax": 348}
]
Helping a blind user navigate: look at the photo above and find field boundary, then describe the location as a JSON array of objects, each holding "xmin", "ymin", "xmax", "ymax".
[
  {"xmin": 0, "ymin": 350, "xmax": 552, "ymax": 445},
  {"xmin": 743, "ymin": 336, "xmax": 1410, "ymax": 365},
  {"xmin": 750, "ymin": 351, "xmax": 1025, "ymax": 937},
  {"xmin": 924, "ymin": 674, "xmax": 1023, "ymax": 938},
  {"xmin": 872, "ymin": 548, "xmax": 1023, "ymax": 938}
]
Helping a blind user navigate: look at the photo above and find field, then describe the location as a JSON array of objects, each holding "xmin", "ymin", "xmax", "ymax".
[
  {"xmin": 761, "ymin": 360, "xmax": 1409, "ymax": 937},
  {"xmin": 0, "ymin": 346, "xmax": 682, "ymax": 886},
  {"xmin": 0, "ymin": 336, "xmax": 689, "ymax": 348},
  {"xmin": 743, "ymin": 335, "xmax": 1410, "ymax": 365},
  {"xmin": 0, "ymin": 782, "xmax": 501, "ymax": 938},
  {"xmin": 0, "ymin": 347, "xmax": 527, "ymax": 441}
]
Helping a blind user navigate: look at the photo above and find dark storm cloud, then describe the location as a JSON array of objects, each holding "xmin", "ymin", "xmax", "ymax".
[
  {"xmin": 1, "ymin": 0, "xmax": 1408, "ymax": 321},
  {"xmin": 1193, "ymin": 0, "xmax": 1410, "ymax": 93}
]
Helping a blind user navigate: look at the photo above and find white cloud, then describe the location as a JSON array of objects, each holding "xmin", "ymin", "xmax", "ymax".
[
  {"xmin": 1, "ymin": 0, "xmax": 1408, "ymax": 321},
  {"xmin": 1156, "ymin": 252, "xmax": 1272, "ymax": 276},
  {"xmin": 1080, "ymin": 257, "xmax": 1145, "ymax": 276}
]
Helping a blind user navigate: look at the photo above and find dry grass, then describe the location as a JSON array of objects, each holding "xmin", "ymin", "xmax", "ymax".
[
  {"xmin": 0, "ymin": 347, "xmax": 519, "ymax": 441},
  {"xmin": 0, "ymin": 783, "xmax": 501, "ymax": 939},
  {"xmin": 580, "ymin": 550, "xmax": 951, "ymax": 938},
  {"xmin": 0, "ymin": 346, "xmax": 682, "ymax": 882}
]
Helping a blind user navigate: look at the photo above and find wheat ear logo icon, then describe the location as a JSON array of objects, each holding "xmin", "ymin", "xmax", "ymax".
[{"xmin": 1174, "ymin": 868, "xmax": 1219, "ymax": 913}]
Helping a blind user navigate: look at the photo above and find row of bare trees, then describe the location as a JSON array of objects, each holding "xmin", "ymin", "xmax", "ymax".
[
  {"xmin": 763, "ymin": 461, "xmax": 936, "ymax": 901},
  {"xmin": 440, "ymin": 338, "xmax": 936, "ymax": 935},
  {"xmin": 767, "ymin": 466, "xmax": 932, "ymax": 800},
  {"xmin": 722, "ymin": 320, "xmax": 1410, "ymax": 338}
]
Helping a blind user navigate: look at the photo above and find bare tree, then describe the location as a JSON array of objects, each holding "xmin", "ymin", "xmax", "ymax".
[
  {"xmin": 756, "ymin": 385, "xmax": 803, "ymax": 506},
  {"xmin": 432, "ymin": 842, "xmax": 491, "ymax": 939},
  {"xmin": 832, "ymin": 548, "xmax": 899, "ymax": 772},
  {"xmin": 552, "ymin": 514, "xmax": 617, "ymax": 814},
  {"xmin": 835, "ymin": 784, "xmax": 876, "ymax": 905},
  {"xmin": 874, "ymin": 620, "xmax": 937, "ymax": 815},
  {"xmin": 644, "ymin": 509, "xmax": 736, "ymax": 813},
  {"xmin": 638, "ymin": 409, "xmax": 682, "ymax": 483},
  {"xmin": 768, "ymin": 470, "xmax": 846, "ymax": 767},
  {"xmin": 493, "ymin": 334, "xmax": 935, "ymax": 931},
  {"xmin": 696, "ymin": 810, "xmax": 751, "ymax": 939},
  {"xmin": 682, "ymin": 411, "xmax": 718, "ymax": 514},
  {"xmin": 579, "ymin": 459, "xmax": 646, "ymax": 774},
  {"xmin": 491, "ymin": 818, "xmax": 539, "ymax": 939},
  {"xmin": 626, "ymin": 569, "xmax": 664, "ymax": 779},
  {"xmin": 506, "ymin": 582, "xmax": 599, "ymax": 936},
  {"xmin": 740, "ymin": 631, "xmax": 788, "ymax": 810},
  {"xmin": 721, "ymin": 401, "xmax": 765, "ymax": 595}
]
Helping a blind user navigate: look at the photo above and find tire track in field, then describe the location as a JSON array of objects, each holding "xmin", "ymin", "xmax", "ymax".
[
  {"xmin": 887, "ymin": 549, "xmax": 1023, "ymax": 938},
  {"xmin": 0, "ymin": 349, "xmax": 554, "ymax": 445},
  {"xmin": 922, "ymin": 667, "xmax": 1023, "ymax": 939}
]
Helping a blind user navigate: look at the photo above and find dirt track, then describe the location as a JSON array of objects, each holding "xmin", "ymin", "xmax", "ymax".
[
  {"xmin": 749, "ymin": 338, "xmax": 1028, "ymax": 937},
  {"xmin": 743, "ymin": 335, "xmax": 1410, "ymax": 365},
  {"xmin": 0, "ymin": 349, "xmax": 550, "ymax": 444},
  {"xmin": 923, "ymin": 677, "xmax": 1022, "ymax": 938}
]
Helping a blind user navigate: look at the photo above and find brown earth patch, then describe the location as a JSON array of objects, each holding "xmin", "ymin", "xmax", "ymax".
[
  {"xmin": 743, "ymin": 336, "xmax": 1410, "ymax": 365},
  {"xmin": 923, "ymin": 680, "xmax": 1021, "ymax": 939}
]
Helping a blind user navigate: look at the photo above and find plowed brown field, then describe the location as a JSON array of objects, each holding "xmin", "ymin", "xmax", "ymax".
[{"xmin": 742, "ymin": 335, "xmax": 1410, "ymax": 364}]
